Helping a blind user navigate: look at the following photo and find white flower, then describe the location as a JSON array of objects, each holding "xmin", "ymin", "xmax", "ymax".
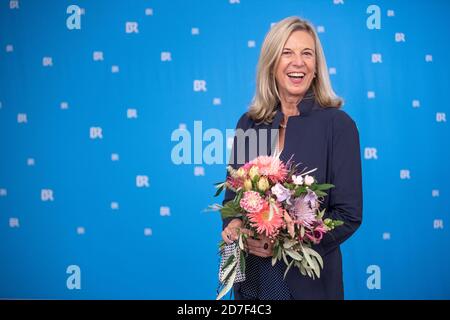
[
  {"xmin": 292, "ymin": 175, "xmax": 304, "ymax": 185},
  {"xmin": 304, "ymin": 175, "xmax": 314, "ymax": 186}
]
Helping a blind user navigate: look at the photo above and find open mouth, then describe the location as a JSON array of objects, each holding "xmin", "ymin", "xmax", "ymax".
[
  {"xmin": 286, "ymin": 72, "xmax": 306, "ymax": 84},
  {"xmin": 287, "ymin": 72, "xmax": 305, "ymax": 79}
]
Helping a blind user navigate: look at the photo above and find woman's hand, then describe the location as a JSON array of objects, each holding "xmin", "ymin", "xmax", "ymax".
[
  {"xmin": 246, "ymin": 233, "xmax": 273, "ymax": 258},
  {"xmin": 222, "ymin": 219, "xmax": 243, "ymax": 244},
  {"xmin": 222, "ymin": 220, "xmax": 273, "ymax": 257}
]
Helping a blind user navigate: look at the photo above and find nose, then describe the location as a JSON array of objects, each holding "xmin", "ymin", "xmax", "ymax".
[{"xmin": 291, "ymin": 52, "xmax": 305, "ymax": 67}]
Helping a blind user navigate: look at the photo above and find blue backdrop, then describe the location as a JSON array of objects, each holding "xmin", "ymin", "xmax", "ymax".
[{"xmin": 1, "ymin": 0, "xmax": 449, "ymax": 299}]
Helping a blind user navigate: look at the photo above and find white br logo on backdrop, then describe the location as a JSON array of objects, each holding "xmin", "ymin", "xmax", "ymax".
[
  {"xmin": 193, "ymin": 80, "xmax": 207, "ymax": 92},
  {"xmin": 126, "ymin": 22, "xmax": 139, "ymax": 34},
  {"xmin": 161, "ymin": 52, "xmax": 172, "ymax": 62},
  {"xmin": 93, "ymin": 51, "xmax": 104, "ymax": 61},
  {"xmin": 10, "ymin": 0, "xmax": 19, "ymax": 10},
  {"xmin": 364, "ymin": 148, "xmax": 378, "ymax": 160},
  {"xmin": 400, "ymin": 170, "xmax": 410, "ymax": 180},
  {"xmin": 436, "ymin": 113, "xmax": 446, "ymax": 122},
  {"xmin": 136, "ymin": 175, "xmax": 150, "ymax": 188},
  {"xmin": 17, "ymin": 113, "xmax": 27, "ymax": 123},
  {"xmin": 9, "ymin": 218, "xmax": 19, "ymax": 228},
  {"xmin": 41, "ymin": 189, "xmax": 54, "ymax": 201},
  {"xmin": 90, "ymin": 127, "xmax": 103, "ymax": 139}
]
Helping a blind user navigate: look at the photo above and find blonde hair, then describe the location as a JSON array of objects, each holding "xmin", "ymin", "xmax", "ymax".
[{"xmin": 248, "ymin": 16, "xmax": 343, "ymax": 123}]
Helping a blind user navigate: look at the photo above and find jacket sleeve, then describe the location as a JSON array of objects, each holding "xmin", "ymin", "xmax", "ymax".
[
  {"xmin": 315, "ymin": 111, "xmax": 363, "ymax": 256},
  {"xmin": 221, "ymin": 113, "xmax": 249, "ymax": 230}
]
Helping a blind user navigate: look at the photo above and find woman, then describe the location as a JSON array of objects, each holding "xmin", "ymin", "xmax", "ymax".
[{"xmin": 221, "ymin": 16, "xmax": 363, "ymax": 300}]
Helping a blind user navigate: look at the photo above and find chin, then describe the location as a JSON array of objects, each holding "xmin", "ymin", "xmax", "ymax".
[{"xmin": 287, "ymin": 88, "xmax": 307, "ymax": 97}]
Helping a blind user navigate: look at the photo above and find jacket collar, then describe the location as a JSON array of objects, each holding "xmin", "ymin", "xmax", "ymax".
[{"xmin": 272, "ymin": 86, "xmax": 316, "ymax": 128}]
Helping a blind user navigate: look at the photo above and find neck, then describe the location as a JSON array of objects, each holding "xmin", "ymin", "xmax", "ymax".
[{"xmin": 280, "ymin": 94, "xmax": 302, "ymax": 117}]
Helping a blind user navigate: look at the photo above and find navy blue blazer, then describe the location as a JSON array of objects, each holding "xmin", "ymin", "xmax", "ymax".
[{"xmin": 222, "ymin": 92, "xmax": 363, "ymax": 300}]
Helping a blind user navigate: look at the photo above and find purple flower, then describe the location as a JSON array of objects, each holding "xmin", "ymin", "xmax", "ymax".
[
  {"xmin": 304, "ymin": 189, "xmax": 319, "ymax": 209},
  {"xmin": 290, "ymin": 195, "xmax": 316, "ymax": 228},
  {"xmin": 271, "ymin": 183, "xmax": 291, "ymax": 202}
]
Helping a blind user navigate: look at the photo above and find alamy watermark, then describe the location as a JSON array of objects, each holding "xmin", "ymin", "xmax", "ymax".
[{"xmin": 170, "ymin": 121, "xmax": 279, "ymax": 165}]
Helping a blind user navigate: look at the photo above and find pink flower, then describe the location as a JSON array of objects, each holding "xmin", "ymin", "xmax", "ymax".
[
  {"xmin": 240, "ymin": 191, "xmax": 265, "ymax": 213},
  {"xmin": 249, "ymin": 155, "xmax": 288, "ymax": 183},
  {"xmin": 304, "ymin": 223, "xmax": 328, "ymax": 244},
  {"xmin": 305, "ymin": 229, "xmax": 324, "ymax": 244},
  {"xmin": 247, "ymin": 202, "xmax": 283, "ymax": 237},
  {"xmin": 290, "ymin": 195, "xmax": 317, "ymax": 228},
  {"xmin": 226, "ymin": 176, "xmax": 242, "ymax": 191},
  {"xmin": 283, "ymin": 210, "xmax": 295, "ymax": 238}
]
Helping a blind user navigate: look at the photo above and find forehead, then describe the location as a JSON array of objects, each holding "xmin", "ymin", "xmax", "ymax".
[{"xmin": 283, "ymin": 30, "xmax": 315, "ymax": 49}]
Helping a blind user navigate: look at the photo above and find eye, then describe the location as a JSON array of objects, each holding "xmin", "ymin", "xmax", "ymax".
[
  {"xmin": 303, "ymin": 51, "xmax": 313, "ymax": 56},
  {"xmin": 282, "ymin": 51, "xmax": 291, "ymax": 55}
]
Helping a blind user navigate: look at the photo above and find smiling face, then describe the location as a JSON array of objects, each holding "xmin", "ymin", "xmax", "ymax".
[{"xmin": 275, "ymin": 30, "xmax": 316, "ymax": 102}]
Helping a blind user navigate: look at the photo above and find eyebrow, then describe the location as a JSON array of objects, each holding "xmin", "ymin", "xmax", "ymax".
[{"xmin": 283, "ymin": 47, "xmax": 315, "ymax": 52}]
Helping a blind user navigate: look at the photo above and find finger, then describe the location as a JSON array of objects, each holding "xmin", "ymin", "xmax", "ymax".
[
  {"xmin": 246, "ymin": 238, "xmax": 264, "ymax": 248},
  {"xmin": 222, "ymin": 230, "xmax": 234, "ymax": 244},
  {"xmin": 221, "ymin": 231, "xmax": 230, "ymax": 244},
  {"xmin": 240, "ymin": 228, "xmax": 254, "ymax": 237},
  {"xmin": 229, "ymin": 229, "xmax": 239, "ymax": 242}
]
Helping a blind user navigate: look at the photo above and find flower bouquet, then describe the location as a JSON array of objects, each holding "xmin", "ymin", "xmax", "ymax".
[{"xmin": 212, "ymin": 153, "xmax": 343, "ymax": 300}]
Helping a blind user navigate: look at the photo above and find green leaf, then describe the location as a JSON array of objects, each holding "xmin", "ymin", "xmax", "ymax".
[
  {"xmin": 285, "ymin": 248, "xmax": 303, "ymax": 261},
  {"xmin": 277, "ymin": 245, "xmax": 282, "ymax": 260},
  {"xmin": 214, "ymin": 182, "xmax": 227, "ymax": 197},
  {"xmin": 314, "ymin": 190, "xmax": 327, "ymax": 197},
  {"xmin": 234, "ymin": 189, "xmax": 244, "ymax": 205},
  {"xmin": 314, "ymin": 183, "xmax": 335, "ymax": 191},
  {"xmin": 283, "ymin": 239, "xmax": 296, "ymax": 249},
  {"xmin": 283, "ymin": 183, "xmax": 296, "ymax": 190},
  {"xmin": 220, "ymin": 201, "xmax": 241, "ymax": 219},
  {"xmin": 317, "ymin": 208, "xmax": 325, "ymax": 220},
  {"xmin": 217, "ymin": 265, "xmax": 237, "ymax": 300},
  {"xmin": 294, "ymin": 186, "xmax": 307, "ymax": 197},
  {"xmin": 309, "ymin": 255, "xmax": 320, "ymax": 278},
  {"xmin": 304, "ymin": 247, "xmax": 324, "ymax": 269},
  {"xmin": 220, "ymin": 258, "xmax": 237, "ymax": 283},
  {"xmin": 221, "ymin": 255, "xmax": 235, "ymax": 275},
  {"xmin": 239, "ymin": 250, "xmax": 246, "ymax": 274},
  {"xmin": 238, "ymin": 233, "xmax": 245, "ymax": 251},
  {"xmin": 301, "ymin": 246, "xmax": 315, "ymax": 272},
  {"xmin": 271, "ymin": 256, "xmax": 277, "ymax": 267},
  {"xmin": 333, "ymin": 220, "xmax": 344, "ymax": 227},
  {"xmin": 299, "ymin": 264, "xmax": 306, "ymax": 276},
  {"xmin": 283, "ymin": 259, "xmax": 295, "ymax": 279},
  {"xmin": 282, "ymin": 250, "xmax": 289, "ymax": 266}
]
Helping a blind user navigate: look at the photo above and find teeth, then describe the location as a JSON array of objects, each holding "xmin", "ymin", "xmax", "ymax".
[{"xmin": 287, "ymin": 72, "xmax": 305, "ymax": 78}]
